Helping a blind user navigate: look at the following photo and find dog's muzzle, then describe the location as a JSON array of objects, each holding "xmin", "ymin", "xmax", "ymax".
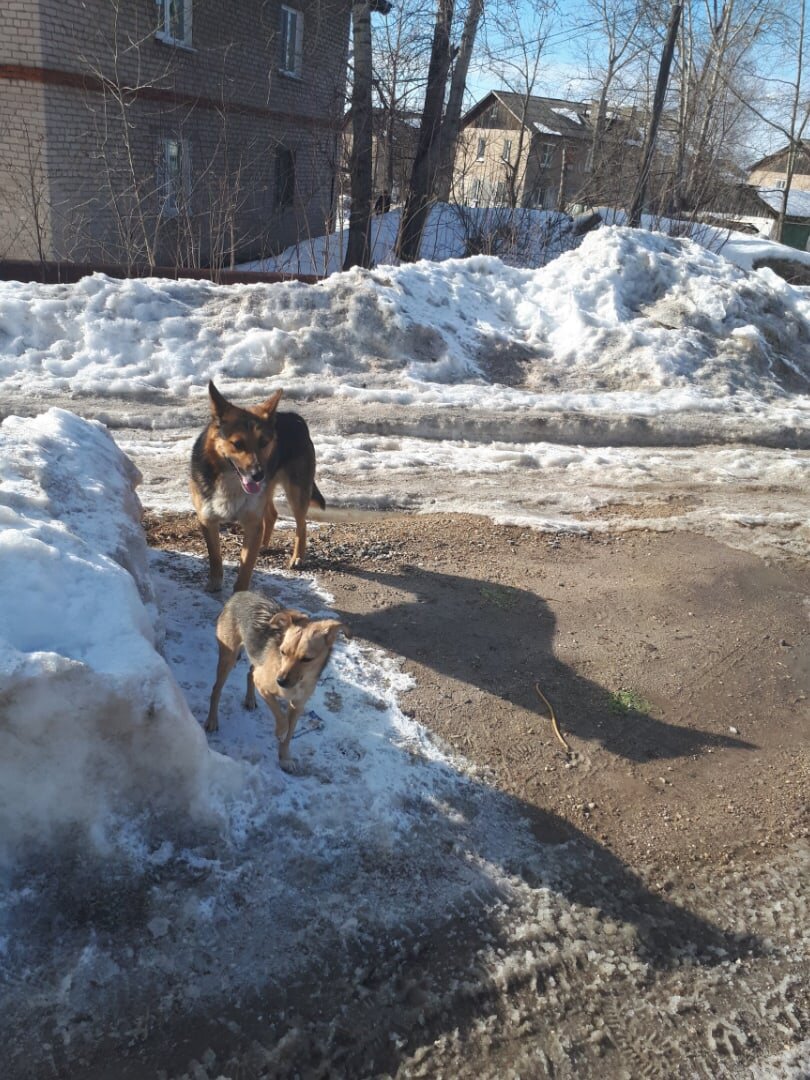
[{"xmin": 231, "ymin": 460, "xmax": 265, "ymax": 495}]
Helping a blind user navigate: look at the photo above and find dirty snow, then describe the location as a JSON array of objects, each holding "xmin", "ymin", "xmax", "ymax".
[
  {"xmin": 1, "ymin": 225, "xmax": 807, "ymax": 561},
  {"xmin": 1, "ymin": 225, "xmax": 809, "ymax": 1076}
]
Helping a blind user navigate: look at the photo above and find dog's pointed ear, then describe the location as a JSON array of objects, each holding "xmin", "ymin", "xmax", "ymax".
[
  {"xmin": 256, "ymin": 388, "xmax": 283, "ymax": 419},
  {"xmin": 208, "ymin": 381, "xmax": 231, "ymax": 421},
  {"xmin": 324, "ymin": 620, "xmax": 350, "ymax": 646}
]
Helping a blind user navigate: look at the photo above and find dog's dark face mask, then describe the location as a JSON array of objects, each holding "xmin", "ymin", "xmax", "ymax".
[{"xmin": 208, "ymin": 381, "xmax": 281, "ymax": 494}]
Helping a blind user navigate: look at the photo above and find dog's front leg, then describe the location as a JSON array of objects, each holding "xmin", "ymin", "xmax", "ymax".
[
  {"xmin": 258, "ymin": 690, "xmax": 289, "ymax": 740},
  {"xmin": 277, "ymin": 704, "xmax": 303, "ymax": 770},
  {"xmin": 199, "ymin": 519, "xmax": 223, "ymax": 593},
  {"xmin": 234, "ymin": 516, "xmax": 263, "ymax": 593},
  {"xmin": 244, "ymin": 665, "xmax": 257, "ymax": 711},
  {"xmin": 205, "ymin": 640, "xmax": 239, "ymax": 733}
]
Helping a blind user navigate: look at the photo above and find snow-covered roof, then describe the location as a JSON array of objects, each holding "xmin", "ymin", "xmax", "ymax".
[{"xmin": 757, "ymin": 185, "xmax": 810, "ymax": 219}]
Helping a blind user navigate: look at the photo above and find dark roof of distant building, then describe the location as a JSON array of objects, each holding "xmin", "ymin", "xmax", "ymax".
[{"xmin": 462, "ymin": 91, "xmax": 590, "ymax": 139}]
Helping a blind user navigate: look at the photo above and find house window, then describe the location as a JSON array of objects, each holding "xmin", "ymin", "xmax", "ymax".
[
  {"xmin": 280, "ymin": 6, "xmax": 304, "ymax": 76},
  {"xmin": 775, "ymin": 179, "xmax": 786, "ymax": 189},
  {"xmin": 540, "ymin": 142, "xmax": 554, "ymax": 169},
  {"xmin": 276, "ymin": 147, "xmax": 295, "ymax": 207},
  {"xmin": 159, "ymin": 137, "xmax": 190, "ymax": 217},
  {"xmin": 476, "ymin": 138, "xmax": 486, "ymax": 161},
  {"xmin": 470, "ymin": 178, "xmax": 484, "ymax": 205},
  {"xmin": 502, "ymin": 139, "xmax": 512, "ymax": 163},
  {"xmin": 494, "ymin": 181, "xmax": 507, "ymax": 205},
  {"xmin": 156, "ymin": 0, "xmax": 192, "ymax": 47}
]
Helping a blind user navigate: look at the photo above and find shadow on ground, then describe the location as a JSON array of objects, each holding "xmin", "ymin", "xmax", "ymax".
[
  {"xmin": 25, "ymin": 547, "xmax": 770, "ymax": 1080},
  {"xmin": 335, "ymin": 563, "xmax": 755, "ymax": 764}
]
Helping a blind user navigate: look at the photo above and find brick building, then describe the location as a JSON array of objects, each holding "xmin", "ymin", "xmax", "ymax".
[{"xmin": 0, "ymin": 0, "xmax": 350, "ymax": 269}]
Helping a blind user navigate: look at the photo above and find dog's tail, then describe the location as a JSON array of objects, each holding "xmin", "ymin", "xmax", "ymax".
[{"xmin": 310, "ymin": 481, "xmax": 326, "ymax": 510}]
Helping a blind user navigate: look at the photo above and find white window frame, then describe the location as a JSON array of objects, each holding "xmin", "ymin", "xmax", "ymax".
[
  {"xmin": 155, "ymin": 0, "xmax": 193, "ymax": 48},
  {"xmin": 502, "ymin": 139, "xmax": 512, "ymax": 163},
  {"xmin": 775, "ymin": 179, "xmax": 786, "ymax": 189},
  {"xmin": 279, "ymin": 6, "xmax": 304, "ymax": 78},
  {"xmin": 540, "ymin": 142, "xmax": 554, "ymax": 169},
  {"xmin": 476, "ymin": 137, "xmax": 486, "ymax": 161},
  {"xmin": 159, "ymin": 137, "xmax": 191, "ymax": 218}
]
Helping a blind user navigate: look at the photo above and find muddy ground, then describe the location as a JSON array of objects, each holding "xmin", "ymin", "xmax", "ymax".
[
  {"xmin": 146, "ymin": 511, "xmax": 809, "ymax": 886},
  {"xmin": 135, "ymin": 511, "xmax": 810, "ymax": 1079}
]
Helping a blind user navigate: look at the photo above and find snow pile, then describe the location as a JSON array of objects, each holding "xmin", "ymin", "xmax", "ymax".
[
  {"xmin": 0, "ymin": 409, "xmax": 240, "ymax": 861},
  {"xmin": 1, "ymin": 228, "xmax": 809, "ymax": 420}
]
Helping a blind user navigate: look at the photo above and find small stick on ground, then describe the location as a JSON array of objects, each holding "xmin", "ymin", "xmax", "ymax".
[{"xmin": 534, "ymin": 683, "xmax": 571, "ymax": 755}]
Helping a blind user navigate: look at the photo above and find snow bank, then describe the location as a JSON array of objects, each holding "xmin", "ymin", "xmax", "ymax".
[
  {"xmin": 0, "ymin": 409, "xmax": 239, "ymax": 862},
  {"xmin": 1, "ymin": 228, "xmax": 808, "ymax": 413}
]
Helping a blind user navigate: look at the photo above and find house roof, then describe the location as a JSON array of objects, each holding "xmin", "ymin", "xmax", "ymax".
[
  {"xmin": 747, "ymin": 142, "xmax": 810, "ymax": 175},
  {"xmin": 756, "ymin": 186, "xmax": 810, "ymax": 219},
  {"xmin": 462, "ymin": 91, "xmax": 590, "ymax": 140}
]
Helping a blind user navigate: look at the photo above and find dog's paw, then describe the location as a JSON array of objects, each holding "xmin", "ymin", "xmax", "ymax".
[
  {"xmin": 243, "ymin": 696, "xmax": 257, "ymax": 712},
  {"xmin": 288, "ymin": 557, "xmax": 305, "ymax": 571},
  {"xmin": 205, "ymin": 578, "xmax": 223, "ymax": 594},
  {"xmin": 204, "ymin": 718, "xmax": 218, "ymax": 734},
  {"xmin": 279, "ymin": 755, "xmax": 302, "ymax": 775}
]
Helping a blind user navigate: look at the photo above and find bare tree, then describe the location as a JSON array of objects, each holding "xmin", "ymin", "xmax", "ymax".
[
  {"xmin": 628, "ymin": 0, "xmax": 684, "ymax": 225},
  {"xmin": 579, "ymin": 0, "xmax": 651, "ymax": 205},
  {"xmin": 344, "ymin": 0, "xmax": 375, "ymax": 269},
  {"xmin": 435, "ymin": 0, "xmax": 486, "ymax": 201},
  {"xmin": 396, "ymin": 0, "xmax": 456, "ymax": 261}
]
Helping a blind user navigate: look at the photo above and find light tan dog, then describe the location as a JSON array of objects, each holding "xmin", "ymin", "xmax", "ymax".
[{"xmin": 205, "ymin": 591, "xmax": 347, "ymax": 770}]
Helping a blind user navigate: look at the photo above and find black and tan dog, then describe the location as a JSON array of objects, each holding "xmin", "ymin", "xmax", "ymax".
[
  {"xmin": 190, "ymin": 381, "xmax": 325, "ymax": 592},
  {"xmin": 205, "ymin": 591, "xmax": 347, "ymax": 770}
]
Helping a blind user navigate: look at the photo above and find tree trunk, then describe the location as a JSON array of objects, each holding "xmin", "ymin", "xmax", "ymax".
[
  {"xmin": 557, "ymin": 144, "xmax": 568, "ymax": 211},
  {"xmin": 435, "ymin": 0, "xmax": 484, "ymax": 202},
  {"xmin": 344, "ymin": 0, "xmax": 374, "ymax": 270},
  {"xmin": 685, "ymin": 0, "xmax": 734, "ymax": 209},
  {"xmin": 396, "ymin": 0, "xmax": 455, "ymax": 262},
  {"xmin": 776, "ymin": 0, "xmax": 807, "ymax": 243},
  {"xmin": 628, "ymin": 1, "xmax": 683, "ymax": 227}
]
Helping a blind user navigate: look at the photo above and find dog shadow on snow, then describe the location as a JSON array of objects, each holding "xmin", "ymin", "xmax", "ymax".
[{"xmin": 74, "ymin": 551, "xmax": 767, "ymax": 1080}]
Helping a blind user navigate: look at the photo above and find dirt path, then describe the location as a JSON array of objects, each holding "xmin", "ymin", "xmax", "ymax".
[
  {"xmin": 138, "ymin": 510, "xmax": 810, "ymax": 1078},
  {"xmin": 146, "ymin": 511, "xmax": 809, "ymax": 884}
]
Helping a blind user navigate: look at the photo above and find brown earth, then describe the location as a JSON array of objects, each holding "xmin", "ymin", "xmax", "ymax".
[{"xmin": 144, "ymin": 510, "xmax": 810, "ymax": 890}]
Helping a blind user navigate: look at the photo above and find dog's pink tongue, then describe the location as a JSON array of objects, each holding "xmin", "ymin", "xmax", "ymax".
[{"xmin": 242, "ymin": 477, "xmax": 262, "ymax": 495}]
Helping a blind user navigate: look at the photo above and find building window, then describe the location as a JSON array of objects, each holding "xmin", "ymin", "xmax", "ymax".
[
  {"xmin": 159, "ymin": 137, "xmax": 190, "ymax": 217},
  {"xmin": 476, "ymin": 138, "xmax": 486, "ymax": 161},
  {"xmin": 540, "ymin": 142, "xmax": 554, "ymax": 169},
  {"xmin": 470, "ymin": 178, "xmax": 484, "ymax": 205},
  {"xmin": 156, "ymin": 0, "xmax": 192, "ymax": 47},
  {"xmin": 280, "ymin": 6, "xmax": 304, "ymax": 77},
  {"xmin": 502, "ymin": 139, "xmax": 512, "ymax": 163},
  {"xmin": 276, "ymin": 147, "xmax": 295, "ymax": 207},
  {"xmin": 494, "ymin": 181, "xmax": 507, "ymax": 205},
  {"xmin": 775, "ymin": 179, "xmax": 786, "ymax": 189}
]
